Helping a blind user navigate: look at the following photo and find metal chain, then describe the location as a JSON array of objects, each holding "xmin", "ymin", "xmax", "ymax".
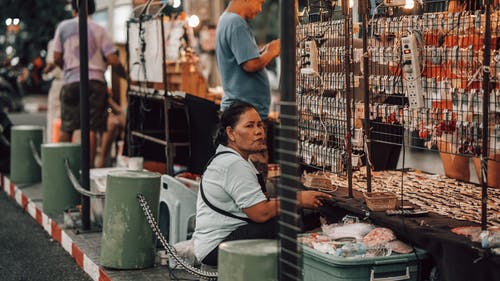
[{"xmin": 136, "ymin": 194, "xmax": 218, "ymax": 280}]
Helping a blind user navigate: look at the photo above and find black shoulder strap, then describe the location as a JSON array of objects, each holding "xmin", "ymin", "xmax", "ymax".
[{"xmin": 200, "ymin": 151, "xmax": 252, "ymax": 223}]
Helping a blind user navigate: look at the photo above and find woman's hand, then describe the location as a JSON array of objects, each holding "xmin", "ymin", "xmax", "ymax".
[
  {"xmin": 298, "ymin": 191, "xmax": 333, "ymax": 209},
  {"xmin": 243, "ymin": 191, "xmax": 333, "ymax": 222}
]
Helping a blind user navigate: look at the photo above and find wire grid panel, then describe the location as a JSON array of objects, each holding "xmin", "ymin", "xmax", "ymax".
[
  {"xmin": 424, "ymin": 0, "xmax": 449, "ymax": 13},
  {"xmin": 128, "ymin": 16, "xmax": 164, "ymax": 83},
  {"xmin": 367, "ymin": 2, "xmax": 500, "ymax": 164},
  {"xmin": 490, "ymin": 7, "xmax": 500, "ymax": 161},
  {"xmin": 296, "ymin": 11, "xmax": 354, "ymax": 175}
]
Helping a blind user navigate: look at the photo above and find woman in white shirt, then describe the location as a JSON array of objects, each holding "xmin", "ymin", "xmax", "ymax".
[{"xmin": 192, "ymin": 101, "xmax": 331, "ymax": 266}]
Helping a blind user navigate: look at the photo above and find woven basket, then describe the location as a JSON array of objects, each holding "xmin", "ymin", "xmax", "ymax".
[{"xmin": 363, "ymin": 192, "xmax": 398, "ymax": 211}]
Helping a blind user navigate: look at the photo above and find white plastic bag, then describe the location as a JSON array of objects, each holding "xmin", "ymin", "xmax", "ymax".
[
  {"xmin": 171, "ymin": 239, "xmax": 196, "ymax": 267},
  {"xmin": 321, "ymin": 223, "xmax": 375, "ymax": 241}
]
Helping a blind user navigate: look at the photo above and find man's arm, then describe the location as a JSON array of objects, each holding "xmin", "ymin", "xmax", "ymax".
[
  {"xmin": 241, "ymin": 39, "xmax": 280, "ymax": 72},
  {"xmin": 54, "ymin": 52, "xmax": 63, "ymax": 69},
  {"xmin": 105, "ymin": 53, "xmax": 128, "ymax": 80}
]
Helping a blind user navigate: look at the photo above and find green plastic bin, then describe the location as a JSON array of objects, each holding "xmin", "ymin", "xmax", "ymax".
[
  {"xmin": 41, "ymin": 143, "xmax": 81, "ymax": 218},
  {"xmin": 100, "ymin": 170, "xmax": 161, "ymax": 269},
  {"xmin": 218, "ymin": 239, "xmax": 278, "ymax": 281},
  {"xmin": 303, "ymin": 245, "xmax": 427, "ymax": 281},
  {"xmin": 10, "ymin": 125, "xmax": 44, "ymax": 184}
]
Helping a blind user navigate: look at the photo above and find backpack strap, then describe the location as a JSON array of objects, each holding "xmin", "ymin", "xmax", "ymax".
[{"xmin": 200, "ymin": 151, "xmax": 252, "ymax": 223}]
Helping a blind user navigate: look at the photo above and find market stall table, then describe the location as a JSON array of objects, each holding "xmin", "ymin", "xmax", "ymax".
[{"xmin": 321, "ymin": 186, "xmax": 500, "ymax": 281}]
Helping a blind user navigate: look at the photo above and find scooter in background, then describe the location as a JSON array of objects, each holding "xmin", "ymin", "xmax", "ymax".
[{"xmin": 0, "ymin": 58, "xmax": 24, "ymax": 112}]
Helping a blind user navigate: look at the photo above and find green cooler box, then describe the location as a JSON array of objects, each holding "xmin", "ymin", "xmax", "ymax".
[{"xmin": 303, "ymin": 246, "xmax": 427, "ymax": 281}]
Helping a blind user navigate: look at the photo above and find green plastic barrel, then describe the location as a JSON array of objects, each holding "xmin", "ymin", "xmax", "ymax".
[
  {"xmin": 41, "ymin": 143, "xmax": 81, "ymax": 218},
  {"xmin": 10, "ymin": 125, "xmax": 44, "ymax": 184},
  {"xmin": 100, "ymin": 170, "xmax": 161, "ymax": 269},
  {"xmin": 218, "ymin": 239, "xmax": 279, "ymax": 281}
]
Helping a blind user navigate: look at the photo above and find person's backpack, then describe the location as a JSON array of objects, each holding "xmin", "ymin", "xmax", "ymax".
[{"xmin": 0, "ymin": 110, "xmax": 12, "ymax": 173}]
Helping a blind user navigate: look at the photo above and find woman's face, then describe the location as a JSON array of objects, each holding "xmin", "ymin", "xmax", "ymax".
[{"xmin": 227, "ymin": 108, "xmax": 266, "ymax": 156}]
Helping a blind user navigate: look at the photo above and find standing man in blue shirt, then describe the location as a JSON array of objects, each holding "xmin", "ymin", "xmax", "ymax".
[
  {"xmin": 216, "ymin": 0, "xmax": 280, "ymax": 120},
  {"xmin": 216, "ymin": 0, "xmax": 281, "ymax": 173}
]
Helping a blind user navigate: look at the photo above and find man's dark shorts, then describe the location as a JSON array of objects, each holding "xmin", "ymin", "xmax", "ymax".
[{"xmin": 60, "ymin": 80, "xmax": 108, "ymax": 133}]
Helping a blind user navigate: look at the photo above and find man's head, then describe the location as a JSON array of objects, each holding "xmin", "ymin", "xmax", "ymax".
[
  {"xmin": 232, "ymin": 0, "xmax": 265, "ymax": 20},
  {"xmin": 71, "ymin": 0, "xmax": 96, "ymax": 15}
]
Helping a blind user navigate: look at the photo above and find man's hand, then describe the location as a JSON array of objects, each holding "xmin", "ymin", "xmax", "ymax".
[
  {"xmin": 242, "ymin": 39, "xmax": 281, "ymax": 72},
  {"xmin": 265, "ymin": 39, "xmax": 281, "ymax": 58},
  {"xmin": 43, "ymin": 63, "xmax": 56, "ymax": 74},
  {"xmin": 53, "ymin": 52, "xmax": 64, "ymax": 69}
]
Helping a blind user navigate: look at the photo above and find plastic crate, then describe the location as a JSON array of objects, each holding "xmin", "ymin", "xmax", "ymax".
[{"xmin": 303, "ymin": 245, "xmax": 427, "ymax": 281}]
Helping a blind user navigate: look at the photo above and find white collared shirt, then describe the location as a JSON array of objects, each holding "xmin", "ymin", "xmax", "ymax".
[{"xmin": 193, "ymin": 145, "xmax": 267, "ymax": 262}]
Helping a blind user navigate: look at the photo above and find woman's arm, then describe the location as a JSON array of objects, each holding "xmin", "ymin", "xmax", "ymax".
[
  {"xmin": 242, "ymin": 191, "xmax": 332, "ymax": 223},
  {"xmin": 243, "ymin": 198, "xmax": 279, "ymax": 223}
]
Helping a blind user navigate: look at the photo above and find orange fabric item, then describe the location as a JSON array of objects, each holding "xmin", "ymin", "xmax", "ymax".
[
  {"xmin": 143, "ymin": 161, "xmax": 167, "ymax": 174},
  {"xmin": 52, "ymin": 118, "xmax": 61, "ymax": 143}
]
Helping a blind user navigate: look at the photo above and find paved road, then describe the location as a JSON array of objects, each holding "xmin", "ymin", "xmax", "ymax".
[{"xmin": 0, "ymin": 191, "xmax": 91, "ymax": 281}]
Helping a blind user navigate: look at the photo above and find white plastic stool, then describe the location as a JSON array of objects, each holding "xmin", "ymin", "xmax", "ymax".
[
  {"xmin": 89, "ymin": 167, "xmax": 130, "ymax": 226},
  {"xmin": 159, "ymin": 175, "xmax": 198, "ymax": 245}
]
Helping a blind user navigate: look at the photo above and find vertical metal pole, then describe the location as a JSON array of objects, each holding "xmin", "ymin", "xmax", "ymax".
[
  {"xmin": 160, "ymin": 15, "xmax": 174, "ymax": 175},
  {"xmin": 481, "ymin": 0, "xmax": 491, "ymax": 231},
  {"xmin": 79, "ymin": 0, "xmax": 91, "ymax": 230},
  {"xmin": 164, "ymin": 100, "xmax": 173, "ymax": 175},
  {"xmin": 126, "ymin": 21, "xmax": 133, "ymax": 159},
  {"xmin": 343, "ymin": 0, "xmax": 353, "ymax": 198},
  {"xmin": 361, "ymin": 0, "xmax": 372, "ymax": 192},
  {"xmin": 278, "ymin": 1, "xmax": 301, "ymax": 280}
]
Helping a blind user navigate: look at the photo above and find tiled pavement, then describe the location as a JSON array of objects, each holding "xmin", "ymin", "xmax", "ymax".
[{"xmin": 0, "ymin": 175, "xmax": 197, "ymax": 281}]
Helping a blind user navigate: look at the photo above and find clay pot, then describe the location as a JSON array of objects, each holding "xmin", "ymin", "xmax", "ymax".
[
  {"xmin": 447, "ymin": 0, "xmax": 465, "ymax": 12},
  {"xmin": 472, "ymin": 154, "xmax": 500, "ymax": 188},
  {"xmin": 440, "ymin": 152, "xmax": 471, "ymax": 182},
  {"xmin": 438, "ymin": 139, "xmax": 470, "ymax": 182}
]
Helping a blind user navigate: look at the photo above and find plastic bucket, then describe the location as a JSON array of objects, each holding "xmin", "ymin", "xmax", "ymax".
[{"xmin": 100, "ymin": 170, "xmax": 161, "ymax": 269}]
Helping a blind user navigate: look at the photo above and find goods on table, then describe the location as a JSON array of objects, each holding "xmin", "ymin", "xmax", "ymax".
[
  {"xmin": 321, "ymin": 223, "xmax": 374, "ymax": 241},
  {"xmin": 302, "ymin": 171, "xmax": 336, "ymax": 191},
  {"xmin": 330, "ymin": 169, "xmax": 500, "ymax": 226},
  {"xmin": 363, "ymin": 228, "xmax": 396, "ymax": 247},
  {"xmin": 300, "ymin": 218, "xmax": 412, "ymax": 258},
  {"xmin": 363, "ymin": 192, "xmax": 398, "ymax": 211},
  {"xmin": 387, "ymin": 240, "xmax": 414, "ymax": 254},
  {"xmin": 451, "ymin": 226, "xmax": 500, "ymax": 245}
]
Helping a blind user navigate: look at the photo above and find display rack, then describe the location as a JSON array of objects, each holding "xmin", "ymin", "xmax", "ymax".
[
  {"xmin": 296, "ymin": 0, "xmax": 355, "ymax": 184},
  {"xmin": 280, "ymin": 2, "xmax": 500, "ymax": 281},
  {"xmin": 126, "ymin": 15, "xmax": 219, "ymax": 175},
  {"xmin": 286, "ymin": 0, "xmax": 499, "ymax": 236},
  {"xmin": 363, "ymin": 0, "xmax": 499, "ymax": 227},
  {"xmin": 366, "ymin": 1, "xmax": 499, "ymax": 169},
  {"xmin": 127, "ymin": 15, "xmax": 173, "ymax": 175}
]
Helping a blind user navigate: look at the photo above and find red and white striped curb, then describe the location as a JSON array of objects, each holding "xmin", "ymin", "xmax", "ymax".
[{"xmin": 0, "ymin": 174, "xmax": 111, "ymax": 281}]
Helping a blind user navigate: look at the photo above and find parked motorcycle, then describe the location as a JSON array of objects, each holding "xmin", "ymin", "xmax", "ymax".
[{"xmin": 0, "ymin": 60, "xmax": 24, "ymax": 112}]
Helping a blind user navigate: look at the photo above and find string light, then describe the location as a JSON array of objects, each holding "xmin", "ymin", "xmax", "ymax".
[
  {"xmin": 188, "ymin": 14, "xmax": 200, "ymax": 28},
  {"xmin": 404, "ymin": 0, "xmax": 414, "ymax": 9},
  {"xmin": 6, "ymin": 46, "xmax": 13, "ymax": 55},
  {"xmin": 172, "ymin": 0, "xmax": 181, "ymax": 8}
]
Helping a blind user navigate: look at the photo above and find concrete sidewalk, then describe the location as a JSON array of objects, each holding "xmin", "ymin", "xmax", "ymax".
[{"xmin": 0, "ymin": 174, "xmax": 197, "ymax": 281}]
